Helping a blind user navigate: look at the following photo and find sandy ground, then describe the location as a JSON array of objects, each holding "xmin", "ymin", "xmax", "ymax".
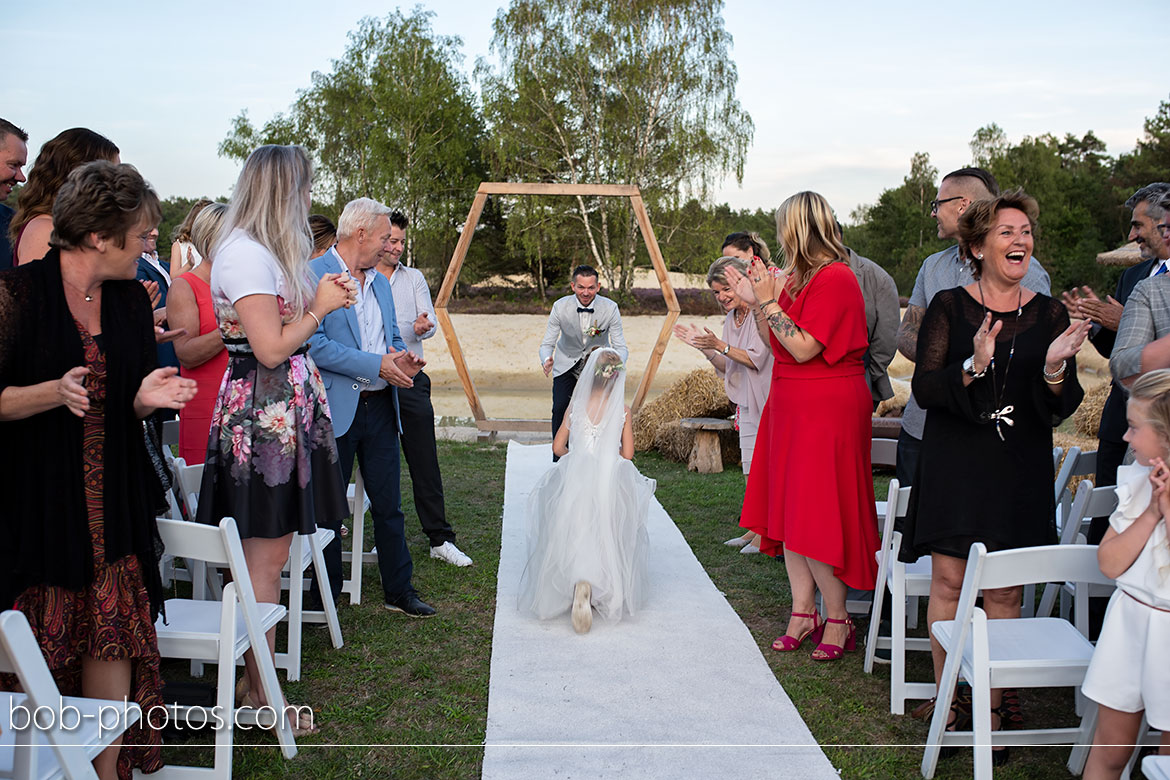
[
  {"xmin": 425, "ymin": 305, "xmax": 1112, "ymax": 422},
  {"xmin": 427, "ymin": 313, "xmax": 723, "ymax": 420}
]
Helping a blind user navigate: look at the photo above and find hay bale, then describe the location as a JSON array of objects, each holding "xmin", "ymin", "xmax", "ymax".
[
  {"xmin": 633, "ymin": 369, "xmax": 734, "ymax": 451},
  {"xmin": 1073, "ymin": 381, "xmax": 1110, "ymax": 439},
  {"xmin": 876, "ymin": 377, "xmax": 911, "ymax": 418},
  {"xmin": 655, "ymin": 419, "xmax": 741, "ymax": 466}
]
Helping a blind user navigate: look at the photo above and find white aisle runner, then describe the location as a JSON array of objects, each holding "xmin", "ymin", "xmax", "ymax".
[{"xmin": 482, "ymin": 441, "xmax": 839, "ymax": 779}]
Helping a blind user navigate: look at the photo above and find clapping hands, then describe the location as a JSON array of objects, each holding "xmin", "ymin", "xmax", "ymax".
[
  {"xmin": 724, "ymin": 257, "xmax": 784, "ymax": 307},
  {"xmin": 1060, "ymin": 286, "xmax": 1122, "ymax": 331},
  {"xmin": 673, "ymin": 323, "xmax": 724, "ymax": 352},
  {"xmin": 379, "ymin": 348, "xmax": 425, "ymax": 388},
  {"xmin": 1045, "ymin": 318, "xmax": 1093, "ymax": 368},
  {"xmin": 314, "ymin": 272, "xmax": 358, "ymax": 315}
]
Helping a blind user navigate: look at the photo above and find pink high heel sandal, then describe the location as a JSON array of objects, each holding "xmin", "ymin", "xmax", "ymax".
[
  {"xmin": 771, "ymin": 611, "xmax": 824, "ymax": 652},
  {"xmin": 811, "ymin": 616, "xmax": 856, "ymax": 661}
]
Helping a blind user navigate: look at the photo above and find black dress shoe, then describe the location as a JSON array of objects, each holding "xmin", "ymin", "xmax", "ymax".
[{"xmin": 384, "ymin": 592, "xmax": 436, "ymax": 618}]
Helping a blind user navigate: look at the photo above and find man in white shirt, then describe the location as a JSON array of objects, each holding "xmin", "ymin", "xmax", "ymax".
[
  {"xmin": 308, "ymin": 198, "xmax": 434, "ymax": 616},
  {"xmin": 374, "ymin": 211, "xmax": 472, "ymax": 568}
]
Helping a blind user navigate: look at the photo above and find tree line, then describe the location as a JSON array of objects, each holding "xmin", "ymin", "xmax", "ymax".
[
  {"xmin": 52, "ymin": 1, "xmax": 1163, "ymax": 302},
  {"xmin": 844, "ymin": 100, "xmax": 1170, "ymax": 297}
]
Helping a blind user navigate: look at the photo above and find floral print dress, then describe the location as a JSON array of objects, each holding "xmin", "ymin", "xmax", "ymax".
[{"xmin": 196, "ymin": 231, "xmax": 348, "ymax": 539}]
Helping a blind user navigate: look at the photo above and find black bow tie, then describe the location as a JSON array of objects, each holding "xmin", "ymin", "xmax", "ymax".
[{"xmin": 577, "ymin": 307, "xmax": 594, "ymax": 313}]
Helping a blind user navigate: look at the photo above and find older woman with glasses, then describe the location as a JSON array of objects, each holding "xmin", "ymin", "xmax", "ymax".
[
  {"xmin": 674, "ymin": 256, "xmax": 773, "ymax": 551},
  {"xmin": 0, "ymin": 161, "xmax": 197, "ymax": 779}
]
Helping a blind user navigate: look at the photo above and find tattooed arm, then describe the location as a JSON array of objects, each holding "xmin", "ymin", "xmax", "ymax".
[
  {"xmin": 756, "ymin": 301, "xmax": 824, "ymax": 363},
  {"xmin": 896, "ymin": 304, "xmax": 924, "ymax": 361}
]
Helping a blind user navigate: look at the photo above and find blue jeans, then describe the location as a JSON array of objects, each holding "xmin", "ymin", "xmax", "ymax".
[{"xmin": 333, "ymin": 389, "xmax": 414, "ymax": 602}]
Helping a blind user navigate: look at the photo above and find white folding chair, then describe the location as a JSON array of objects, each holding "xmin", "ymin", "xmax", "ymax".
[
  {"xmin": 1, "ymin": 609, "xmax": 142, "ymax": 780},
  {"xmin": 1142, "ymin": 752, "xmax": 1170, "ymax": 779},
  {"xmin": 863, "ymin": 480, "xmax": 936, "ymax": 714},
  {"xmin": 1022, "ymin": 446, "xmax": 1085, "ymax": 618},
  {"xmin": 177, "ymin": 461, "xmax": 343, "ymax": 682},
  {"xmin": 170, "ymin": 459, "xmax": 221, "ymax": 681},
  {"xmin": 921, "ymin": 543, "xmax": 1112, "ymax": 780},
  {"xmin": 871, "ymin": 438, "xmax": 898, "ymax": 519},
  {"xmin": 1037, "ymin": 479, "xmax": 1117, "ymax": 621},
  {"xmin": 279, "ymin": 527, "xmax": 343, "ymax": 681},
  {"xmin": 152, "ymin": 517, "xmax": 297, "ymax": 779},
  {"xmin": 340, "ymin": 469, "xmax": 376, "ymax": 605}
]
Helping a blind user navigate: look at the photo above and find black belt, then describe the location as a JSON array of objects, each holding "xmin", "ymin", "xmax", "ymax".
[
  {"xmin": 224, "ymin": 338, "xmax": 309, "ymax": 358},
  {"xmin": 360, "ymin": 388, "xmax": 388, "ymax": 399}
]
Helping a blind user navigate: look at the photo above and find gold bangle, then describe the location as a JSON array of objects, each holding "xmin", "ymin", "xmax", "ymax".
[
  {"xmin": 1044, "ymin": 374, "xmax": 1064, "ymax": 385},
  {"xmin": 307, "ymin": 310, "xmax": 322, "ymax": 328}
]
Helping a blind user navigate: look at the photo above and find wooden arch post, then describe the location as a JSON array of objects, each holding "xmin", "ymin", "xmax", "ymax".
[{"xmin": 434, "ymin": 182, "xmax": 680, "ymax": 434}]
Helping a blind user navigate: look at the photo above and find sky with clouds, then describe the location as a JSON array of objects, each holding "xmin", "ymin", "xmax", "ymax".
[{"xmin": 8, "ymin": 1, "xmax": 1167, "ymax": 223}]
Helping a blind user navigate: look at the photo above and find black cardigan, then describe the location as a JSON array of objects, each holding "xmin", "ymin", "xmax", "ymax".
[{"xmin": 0, "ymin": 250, "xmax": 166, "ymax": 618}]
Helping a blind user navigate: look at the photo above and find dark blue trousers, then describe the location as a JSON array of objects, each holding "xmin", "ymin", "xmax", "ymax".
[{"xmin": 331, "ymin": 389, "xmax": 414, "ymax": 602}]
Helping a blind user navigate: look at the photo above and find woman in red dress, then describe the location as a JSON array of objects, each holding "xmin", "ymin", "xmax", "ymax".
[
  {"xmin": 727, "ymin": 191, "xmax": 879, "ymax": 661},
  {"xmin": 168, "ymin": 202, "xmax": 229, "ymax": 464}
]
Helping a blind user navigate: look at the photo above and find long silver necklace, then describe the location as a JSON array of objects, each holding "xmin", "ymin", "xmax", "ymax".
[{"xmin": 978, "ymin": 280, "xmax": 1021, "ymax": 441}]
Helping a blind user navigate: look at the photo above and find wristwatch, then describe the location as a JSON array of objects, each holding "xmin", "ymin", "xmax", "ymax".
[
  {"xmin": 962, "ymin": 356, "xmax": 986, "ymax": 379},
  {"xmin": 720, "ymin": 343, "xmax": 731, "ymax": 355}
]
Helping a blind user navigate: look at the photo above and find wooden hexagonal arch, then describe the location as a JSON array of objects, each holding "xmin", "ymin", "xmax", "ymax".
[{"xmin": 435, "ymin": 182, "xmax": 680, "ymax": 434}]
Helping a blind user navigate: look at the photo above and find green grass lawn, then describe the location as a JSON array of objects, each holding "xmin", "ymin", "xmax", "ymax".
[{"xmin": 159, "ymin": 440, "xmax": 1102, "ymax": 779}]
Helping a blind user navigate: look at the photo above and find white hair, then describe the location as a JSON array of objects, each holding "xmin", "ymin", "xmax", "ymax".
[{"xmin": 337, "ymin": 197, "xmax": 392, "ymax": 239}]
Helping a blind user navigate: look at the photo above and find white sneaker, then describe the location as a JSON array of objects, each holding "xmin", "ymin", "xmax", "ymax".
[{"xmin": 430, "ymin": 541, "xmax": 473, "ymax": 567}]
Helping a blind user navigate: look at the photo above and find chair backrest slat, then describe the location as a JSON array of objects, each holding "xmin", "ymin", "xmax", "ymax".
[
  {"xmin": 1054, "ymin": 446, "xmax": 1081, "ymax": 505},
  {"xmin": 975, "ymin": 543, "xmax": 1114, "ymax": 592}
]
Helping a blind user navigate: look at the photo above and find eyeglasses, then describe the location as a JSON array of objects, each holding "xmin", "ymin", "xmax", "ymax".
[{"xmin": 930, "ymin": 196, "xmax": 963, "ymax": 213}]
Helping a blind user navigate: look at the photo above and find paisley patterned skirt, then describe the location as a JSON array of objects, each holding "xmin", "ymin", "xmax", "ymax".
[
  {"xmin": 5, "ymin": 323, "xmax": 163, "ymax": 779},
  {"xmin": 196, "ymin": 344, "xmax": 348, "ymax": 539}
]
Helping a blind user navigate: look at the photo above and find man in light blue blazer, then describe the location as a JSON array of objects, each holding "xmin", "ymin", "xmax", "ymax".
[
  {"xmin": 308, "ymin": 197, "xmax": 433, "ymax": 617},
  {"xmin": 539, "ymin": 264, "xmax": 628, "ymax": 458}
]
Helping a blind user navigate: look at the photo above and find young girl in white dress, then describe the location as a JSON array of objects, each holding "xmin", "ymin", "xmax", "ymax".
[
  {"xmin": 1082, "ymin": 368, "xmax": 1170, "ymax": 778},
  {"xmin": 518, "ymin": 348, "xmax": 655, "ymax": 633}
]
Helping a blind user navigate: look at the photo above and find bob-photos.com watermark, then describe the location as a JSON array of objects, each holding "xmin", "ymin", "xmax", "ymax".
[{"xmin": 8, "ymin": 697, "xmax": 313, "ymax": 736}]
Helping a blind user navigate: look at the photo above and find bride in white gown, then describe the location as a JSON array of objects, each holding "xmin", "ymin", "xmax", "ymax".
[{"xmin": 518, "ymin": 348, "xmax": 655, "ymax": 633}]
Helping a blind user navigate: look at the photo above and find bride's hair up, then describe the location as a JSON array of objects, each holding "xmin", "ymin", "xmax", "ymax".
[{"xmin": 593, "ymin": 349, "xmax": 624, "ymax": 383}]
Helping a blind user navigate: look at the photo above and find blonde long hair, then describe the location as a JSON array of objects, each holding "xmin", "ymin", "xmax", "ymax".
[
  {"xmin": 217, "ymin": 145, "xmax": 314, "ymax": 315},
  {"xmin": 1130, "ymin": 369, "xmax": 1170, "ymax": 459},
  {"xmin": 774, "ymin": 191, "xmax": 849, "ymax": 293}
]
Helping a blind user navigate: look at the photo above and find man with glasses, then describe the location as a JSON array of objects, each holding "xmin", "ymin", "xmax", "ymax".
[
  {"xmin": 1069, "ymin": 184, "xmax": 1170, "ymax": 532},
  {"xmin": 894, "ymin": 167, "xmax": 1051, "ymax": 486}
]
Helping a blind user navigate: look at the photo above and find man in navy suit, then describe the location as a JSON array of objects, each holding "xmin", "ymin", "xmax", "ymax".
[
  {"xmin": 308, "ymin": 197, "xmax": 433, "ymax": 617},
  {"xmin": 135, "ymin": 227, "xmax": 179, "ymax": 369},
  {"xmin": 1062, "ymin": 182, "xmax": 1170, "ymax": 541}
]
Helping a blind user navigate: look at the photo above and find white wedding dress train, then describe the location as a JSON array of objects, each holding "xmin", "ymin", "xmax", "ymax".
[{"xmin": 517, "ymin": 349, "xmax": 654, "ymax": 622}]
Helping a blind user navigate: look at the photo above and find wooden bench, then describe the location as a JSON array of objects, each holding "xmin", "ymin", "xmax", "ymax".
[{"xmin": 679, "ymin": 417, "xmax": 735, "ymax": 474}]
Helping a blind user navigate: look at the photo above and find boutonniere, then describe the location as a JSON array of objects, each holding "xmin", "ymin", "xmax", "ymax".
[{"xmin": 586, "ymin": 320, "xmax": 605, "ymax": 338}]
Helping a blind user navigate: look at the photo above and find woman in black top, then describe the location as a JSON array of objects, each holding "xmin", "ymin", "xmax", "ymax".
[
  {"xmin": 899, "ymin": 189, "xmax": 1090, "ymax": 746},
  {"xmin": 0, "ymin": 161, "xmax": 196, "ymax": 779}
]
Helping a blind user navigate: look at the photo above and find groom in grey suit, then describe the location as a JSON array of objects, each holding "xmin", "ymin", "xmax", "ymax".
[{"xmin": 539, "ymin": 265, "xmax": 628, "ymax": 457}]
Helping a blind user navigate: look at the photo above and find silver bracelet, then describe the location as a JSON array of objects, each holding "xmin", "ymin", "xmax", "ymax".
[
  {"xmin": 307, "ymin": 310, "xmax": 322, "ymax": 328},
  {"xmin": 1042, "ymin": 359, "xmax": 1066, "ymax": 381}
]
